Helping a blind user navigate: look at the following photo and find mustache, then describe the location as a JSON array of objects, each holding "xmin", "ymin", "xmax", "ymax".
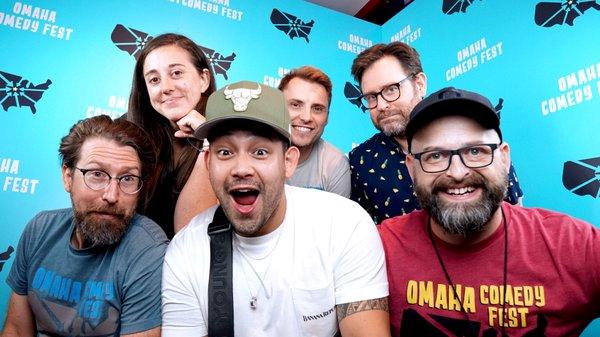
[
  {"xmin": 431, "ymin": 174, "xmax": 486, "ymax": 193},
  {"xmin": 225, "ymin": 179, "xmax": 262, "ymax": 191},
  {"xmin": 85, "ymin": 205, "xmax": 126, "ymax": 218}
]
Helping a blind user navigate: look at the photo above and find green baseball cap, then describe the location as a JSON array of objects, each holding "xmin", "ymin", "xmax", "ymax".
[{"xmin": 194, "ymin": 81, "xmax": 291, "ymax": 141}]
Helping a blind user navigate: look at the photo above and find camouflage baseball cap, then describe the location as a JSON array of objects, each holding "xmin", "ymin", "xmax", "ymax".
[{"xmin": 194, "ymin": 81, "xmax": 291, "ymax": 141}]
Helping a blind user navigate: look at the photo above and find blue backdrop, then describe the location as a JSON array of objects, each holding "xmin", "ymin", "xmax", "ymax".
[{"xmin": 1, "ymin": 0, "xmax": 598, "ymax": 333}]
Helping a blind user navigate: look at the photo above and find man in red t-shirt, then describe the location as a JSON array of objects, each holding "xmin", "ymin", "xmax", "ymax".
[{"xmin": 378, "ymin": 87, "xmax": 600, "ymax": 336}]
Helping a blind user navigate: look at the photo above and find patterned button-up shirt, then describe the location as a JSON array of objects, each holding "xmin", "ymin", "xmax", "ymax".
[{"xmin": 349, "ymin": 132, "xmax": 523, "ymax": 224}]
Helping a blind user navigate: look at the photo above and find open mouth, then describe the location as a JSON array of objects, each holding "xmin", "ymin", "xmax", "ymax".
[{"xmin": 229, "ymin": 188, "xmax": 260, "ymax": 214}]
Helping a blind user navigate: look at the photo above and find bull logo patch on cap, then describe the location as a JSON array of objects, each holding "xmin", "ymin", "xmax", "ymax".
[{"xmin": 223, "ymin": 84, "xmax": 262, "ymax": 112}]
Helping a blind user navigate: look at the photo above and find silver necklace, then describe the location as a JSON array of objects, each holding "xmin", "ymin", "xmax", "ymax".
[{"xmin": 234, "ymin": 226, "xmax": 284, "ymax": 309}]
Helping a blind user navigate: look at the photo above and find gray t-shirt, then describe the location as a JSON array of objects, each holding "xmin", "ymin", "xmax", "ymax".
[
  {"xmin": 287, "ymin": 139, "xmax": 351, "ymax": 197},
  {"xmin": 6, "ymin": 208, "xmax": 168, "ymax": 336}
]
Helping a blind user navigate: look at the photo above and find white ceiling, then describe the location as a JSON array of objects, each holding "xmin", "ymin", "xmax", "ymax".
[{"xmin": 305, "ymin": 0, "xmax": 370, "ymax": 16}]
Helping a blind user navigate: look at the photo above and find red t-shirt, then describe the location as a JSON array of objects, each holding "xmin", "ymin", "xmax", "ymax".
[{"xmin": 378, "ymin": 202, "xmax": 600, "ymax": 336}]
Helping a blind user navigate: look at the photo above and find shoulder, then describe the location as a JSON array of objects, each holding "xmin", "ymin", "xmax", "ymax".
[
  {"xmin": 320, "ymin": 140, "xmax": 349, "ymax": 166},
  {"xmin": 506, "ymin": 203, "xmax": 596, "ymax": 236},
  {"xmin": 166, "ymin": 205, "xmax": 216, "ymax": 257},
  {"xmin": 23, "ymin": 208, "xmax": 72, "ymax": 236},
  {"xmin": 116, "ymin": 214, "xmax": 169, "ymax": 259},
  {"xmin": 349, "ymin": 133, "xmax": 389, "ymax": 155},
  {"xmin": 378, "ymin": 210, "xmax": 426, "ymax": 240},
  {"xmin": 286, "ymin": 186, "xmax": 372, "ymax": 230}
]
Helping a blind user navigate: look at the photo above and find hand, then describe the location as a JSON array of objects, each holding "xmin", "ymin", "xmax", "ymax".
[{"xmin": 175, "ymin": 110, "xmax": 206, "ymax": 138}]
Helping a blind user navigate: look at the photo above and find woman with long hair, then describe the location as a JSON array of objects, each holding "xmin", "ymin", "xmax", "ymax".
[{"xmin": 128, "ymin": 33, "xmax": 217, "ymax": 238}]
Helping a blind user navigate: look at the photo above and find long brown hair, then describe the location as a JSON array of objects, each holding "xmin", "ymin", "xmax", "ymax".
[{"xmin": 127, "ymin": 33, "xmax": 216, "ymax": 235}]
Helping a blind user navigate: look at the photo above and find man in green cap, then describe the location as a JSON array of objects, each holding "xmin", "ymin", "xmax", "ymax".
[{"xmin": 161, "ymin": 81, "xmax": 390, "ymax": 337}]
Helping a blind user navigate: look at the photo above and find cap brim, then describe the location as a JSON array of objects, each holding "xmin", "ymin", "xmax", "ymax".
[{"xmin": 194, "ymin": 115, "xmax": 290, "ymax": 141}]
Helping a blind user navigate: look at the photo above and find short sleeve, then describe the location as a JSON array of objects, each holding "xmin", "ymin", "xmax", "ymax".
[
  {"xmin": 6, "ymin": 213, "xmax": 42, "ymax": 295},
  {"xmin": 333, "ymin": 205, "xmax": 389, "ymax": 304},
  {"xmin": 326, "ymin": 152, "xmax": 351, "ymax": 198},
  {"xmin": 119, "ymin": 240, "xmax": 167, "ymax": 334}
]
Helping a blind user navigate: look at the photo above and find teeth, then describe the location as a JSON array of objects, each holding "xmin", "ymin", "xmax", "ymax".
[
  {"xmin": 447, "ymin": 186, "xmax": 475, "ymax": 195},
  {"xmin": 293, "ymin": 126, "xmax": 312, "ymax": 132}
]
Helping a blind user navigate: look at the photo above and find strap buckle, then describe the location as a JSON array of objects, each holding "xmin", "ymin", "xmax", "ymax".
[{"xmin": 207, "ymin": 222, "xmax": 232, "ymax": 236}]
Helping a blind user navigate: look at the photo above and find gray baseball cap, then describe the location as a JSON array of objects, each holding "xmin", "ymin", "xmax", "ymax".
[{"xmin": 194, "ymin": 81, "xmax": 291, "ymax": 141}]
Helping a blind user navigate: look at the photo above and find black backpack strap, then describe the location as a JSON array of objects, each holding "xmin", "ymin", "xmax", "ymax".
[{"xmin": 207, "ymin": 206, "xmax": 234, "ymax": 337}]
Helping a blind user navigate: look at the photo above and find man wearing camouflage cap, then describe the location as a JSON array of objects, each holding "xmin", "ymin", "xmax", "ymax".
[{"xmin": 161, "ymin": 81, "xmax": 390, "ymax": 337}]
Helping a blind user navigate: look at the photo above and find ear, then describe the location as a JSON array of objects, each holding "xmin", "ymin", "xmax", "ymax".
[
  {"xmin": 406, "ymin": 154, "xmax": 416, "ymax": 181},
  {"xmin": 414, "ymin": 72, "xmax": 427, "ymax": 98},
  {"xmin": 62, "ymin": 165, "xmax": 73, "ymax": 193},
  {"xmin": 204, "ymin": 149, "xmax": 210, "ymax": 172},
  {"xmin": 199, "ymin": 68, "xmax": 211, "ymax": 94},
  {"xmin": 498, "ymin": 142, "xmax": 511, "ymax": 175},
  {"xmin": 284, "ymin": 146, "xmax": 300, "ymax": 179}
]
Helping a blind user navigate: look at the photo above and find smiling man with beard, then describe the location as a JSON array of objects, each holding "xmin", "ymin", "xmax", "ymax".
[
  {"xmin": 378, "ymin": 87, "xmax": 600, "ymax": 336},
  {"xmin": 2, "ymin": 116, "xmax": 168, "ymax": 337},
  {"xmin": 161, "ymin": 81, "xmax": 390, "ymax": 337}
]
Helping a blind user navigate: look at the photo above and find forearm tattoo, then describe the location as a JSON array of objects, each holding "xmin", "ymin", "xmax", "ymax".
[{"xmin": 336, "ymin": 297, "xmax": 389, "ymax": 322}]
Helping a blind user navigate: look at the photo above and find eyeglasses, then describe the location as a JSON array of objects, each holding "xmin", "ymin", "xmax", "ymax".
[
  {"xmin": 75, "ymin": 167, "xmax": 143, "ymax": 194},
  {"xmin": 412, "ymin": 144, "xmax": 500, "ymax": 173},
  {"xmin": 359, "ymin": 74, "xmax": 415, "ymax": 109}
]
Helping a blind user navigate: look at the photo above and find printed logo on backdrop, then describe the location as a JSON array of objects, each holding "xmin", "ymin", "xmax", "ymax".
[
  {"xmin": 445, "ymin": 38, "xmax": 504, "ymax": 81},
  {"xmin": 1, "ymin": 157, "xmax": 39, "ymax": 195},
  {"xmin": 344, "ymin": 82, "xmax": 368, "ymax": 113},
  {"xmin": 263, "ymin": 67, "xmax": 290, "ymax": 88},
  {"xmin": 562, "ymin": 156, "xmax": 600, "ymax": 198},
  {"xmin": 270, "ymin": 9, "xmax": 314, "ymax": 43},
  {"xmin": 442, "ymin": 0, "xmax": 482, "ymax": 14},
  {"xmin": 168, "ymin": 0, "xmax": 243, "ymax": 21},
  {"xmin": 535, "ymin": 0, "xmax": 600, "ymax": 27},
  {"xmin": 86, "ymin": 96, "xmax": 127, "ymax": 119},
  {"xmin": 199, "ymin": 46, "xmax": 236, "ymax": 80},
  {"xmin": 540, "ymin": 61, "xmax": 600, "ymax": 116},
  {"xmin": 111, "ymin": 24, "xmax": 153, "ymax": 60},
  {"xmin": 110, "ymin": 25, "xmax": 236, "ymax": 80},
  {"xmin": 0, "ymin": 70, "xmax": 52, "ymax": 114},
  {"xmin": 0, "ymin": 2, "xmax": 74, "ymax": 40},
  {"xmin": 0, "ymin": 246, "xmax": 15, "ymax": 272},
  {"xmin": 390, "ymin": 25, "xmax": 422, "ymax": 44},
  {"xmin": 338, "ymin": 34, "xmax": 372, "ymax": 54}
]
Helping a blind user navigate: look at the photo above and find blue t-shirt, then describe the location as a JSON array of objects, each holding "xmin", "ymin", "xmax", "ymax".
[
  {"xmin": 349, "ymin": 132, "xmax": 524, "ymax": 224},
  {"xmin": 6, "ymin": 208, "xmax": 168, "ymax": 336}
]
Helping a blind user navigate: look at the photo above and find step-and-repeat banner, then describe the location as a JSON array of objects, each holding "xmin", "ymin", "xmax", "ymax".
[{"xmin": 1, "ymin": 0, "xmax": 598, "ymax": 332}]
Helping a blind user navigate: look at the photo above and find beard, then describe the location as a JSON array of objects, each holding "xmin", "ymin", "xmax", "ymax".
[
  {"xmin": 217, "ymin": 178, "xmax": 284, "ymax": 237},
  {"xmin": 414, "ymin": 173, "xmax": 507, "ymax": 237},
  {"xmin": 377, "ymin": 114, "xmax": 408, "ymax": 138},
  {"xmin": 73, "ymin": 203, "xmax": 133, "ymax": 248}
]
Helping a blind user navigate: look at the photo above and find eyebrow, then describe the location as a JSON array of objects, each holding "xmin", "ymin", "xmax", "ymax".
[
  {"xmin": 143, "ymin": 63, "xmax": 187, "ymax": 77},
  {"xmin": 418, "ymin": 141, "xmax": 490, "ymax": 152},
  {"xmin": 363, "ymin": 81, "xmax": 402, "ymax": 95}
]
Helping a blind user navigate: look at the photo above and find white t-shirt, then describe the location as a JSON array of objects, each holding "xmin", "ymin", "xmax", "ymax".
[
  {"xmin": 162, "ymin": 185, "xmax": 388, "ymax": 337},
  {"xmin": 287, "ymin": 139, "xmax": 351, "ymax": 198}
]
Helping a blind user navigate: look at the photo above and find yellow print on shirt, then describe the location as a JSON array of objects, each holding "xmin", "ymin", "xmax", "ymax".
[{"xmin": 405, "ymin": 280, "xmax": 546, "ymax": 328}]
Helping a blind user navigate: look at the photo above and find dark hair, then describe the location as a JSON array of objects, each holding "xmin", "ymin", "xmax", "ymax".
[
  {"xmin": 207, "ymin": 120, "xmax": 290, "ymax": 151},
  {"xmin": 278, "ymin": 66, "xmax": 333, "ymax": 107},
  {"xmin": 351, "ymin": 42, "xmax": 423, "ymax": 85},
  {"xmin": 59, "ymin": 115, "xmax": 157, "ymax": 205},
  {"xmin": 126, "ymin": 33, "xmax": 217, "ymax": 235}
]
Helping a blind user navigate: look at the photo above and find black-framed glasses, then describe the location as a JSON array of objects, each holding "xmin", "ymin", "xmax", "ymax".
[
  {"xmin": 412, "ymin": 144, "xmax": 500, "ymax": 173},
  {"xmin": 75, "ymin": 167, "xmax": 143, "ymax": 194},
  {"xmin": 359, "ymin": 74, "xmax": 415, "ymax": 109}
]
